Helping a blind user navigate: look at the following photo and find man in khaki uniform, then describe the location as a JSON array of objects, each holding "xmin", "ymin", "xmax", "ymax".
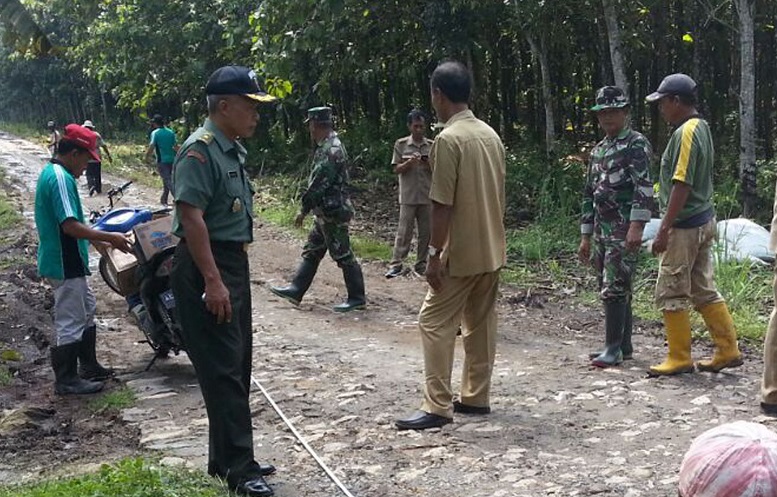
[
  {"xmin": 761, "ymin": 190, "xmax": 777, "ymax": 415},
  {"xmin": 395, "ymin": 61, "xmax": 506, "ymax": 431},
  {"xmin": 385, "ymin": 109, "xmax": 433, "ymax": 278}
]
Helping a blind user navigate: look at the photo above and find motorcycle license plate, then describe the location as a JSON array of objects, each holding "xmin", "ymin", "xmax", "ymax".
[{"xmin": 160, "ymin": 289, "xmax": 176, "ymax": 310}]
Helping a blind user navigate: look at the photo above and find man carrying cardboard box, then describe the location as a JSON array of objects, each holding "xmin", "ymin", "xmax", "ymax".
[{"xmin": 35, "ymin": 124, "xmax": 133, "ymax": 395}]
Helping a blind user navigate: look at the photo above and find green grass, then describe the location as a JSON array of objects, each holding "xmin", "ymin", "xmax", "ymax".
[
  {"xmin": 102, "ymin": 142, "xmax": 163, "ymax": 190},
  {"xmin": 0, "ymin": 365, "xmax": 12, "ymax": 387},
  {"xmin": 0, "ymin": 181, "xmax": 22, "ymax": 232},
  {"xmin": 87, "ymin": 386, "xmax": 137, "ymax": 413},
  {"xmin": 0, "ymin": 457, "xmax": 232, "ymax": 497}
]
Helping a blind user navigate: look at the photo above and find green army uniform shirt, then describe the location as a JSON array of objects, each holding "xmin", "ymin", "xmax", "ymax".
[
  {"xmin": 581, "ymin": 127, "xmax": 654, "ymax": 239},
  {"xmin": 659, "ymin": 117, "xmax": 715, "ymax": 224},
  {"xmin": 172, "ymin": 119, "xmax": 254, "ymax": 242},
  {"xmin": 300, "ymin": 130, "xmax": 354, "ymax": 222}
]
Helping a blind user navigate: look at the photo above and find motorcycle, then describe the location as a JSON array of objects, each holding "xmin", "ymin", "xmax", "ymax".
[{"xmin": 90, "ymin": 181, "xmax": 185, "ymax": 369}]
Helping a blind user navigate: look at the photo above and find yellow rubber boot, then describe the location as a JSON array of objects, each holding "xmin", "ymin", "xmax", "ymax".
[
  {"xmin": 649, "ymin": 310, "xmax": 695, "ymax": 376},
  {"xmin": 697, "ymin": 302, "xmax": 743, "ymax": 373}
]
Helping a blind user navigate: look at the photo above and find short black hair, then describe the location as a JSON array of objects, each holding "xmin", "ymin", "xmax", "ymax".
[
  {"xmin": 407, "ymin": 109, "xmax": 426, "ymax": 125},
  {"xmin": 57, "ymin": 139, "xmax": 87, "ymax": 156},
  {"xmin": 430, "ymin": 61, "xmax": 472, "ymax": 104}
]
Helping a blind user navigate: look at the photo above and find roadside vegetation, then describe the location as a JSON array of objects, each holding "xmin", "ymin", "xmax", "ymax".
[{"xmin": 0, "ymin": 458, "xmax": 231, "ymax": 497}]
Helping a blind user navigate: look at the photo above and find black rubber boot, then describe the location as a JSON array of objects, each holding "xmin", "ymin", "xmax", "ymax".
[
  {"xmin": 622, "ymin": 301, "xmax": 633, "ymax": 360},
  {"xmin": 269, "ymin": 259, "xmax": 319, "ymax": 306},
  {"xmin": 333, "ymin": 263, "xmax": 366, "ymax": 313},
  {"xmin": 52, "ymin": 343, "xmax": 104, "ymax": 395},
  {"xmin": 589, "ymin": 299, "xmax": 634, "ymax": 360},
  {"xmin": 591, "ymin": 300, "xmax": 627, "ymax": 368},
  {"xmin": 78, "ymin": 325, "xmax": 114, "ymax": 380}
]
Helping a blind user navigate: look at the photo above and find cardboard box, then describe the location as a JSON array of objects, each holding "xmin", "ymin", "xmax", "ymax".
[
  {"xmin": 132, "ymin": 216, "xmax": 179, "ymax": 262},
  {"xmin": 98, "ymin": 235, "xmax": 139, "ymax": 296}
]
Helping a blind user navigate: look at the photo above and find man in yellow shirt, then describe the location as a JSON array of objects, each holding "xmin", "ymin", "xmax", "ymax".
[{"xmin": 395, "ymin": 61, "xmax": 506, "ymax": 430}]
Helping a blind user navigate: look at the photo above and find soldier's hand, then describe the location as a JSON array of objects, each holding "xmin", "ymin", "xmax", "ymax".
[
  {"xmin": 204, "ymin": 279, "xmax": 232, "ymax": 324},
  {"xmin": 107, "ymin": 232, "xmax": 134, "ymax": 253},
  {"xmin": 652, "ymin": 228, "xmax": 669, "ymax": 256},
  {"xmin": 294, "ymin": 212, "xmax": 305, "ymax": 228},
  {"xmin": 578, "ymin": 237, "xmax": 591, "ymax": 265},
  {"xmin": 625, "ymin": 223, "xmax": 644, "ymax": 253},
  {"xmin": 425, "ymin": 257, "xmax": 444, "ymax": 293}
]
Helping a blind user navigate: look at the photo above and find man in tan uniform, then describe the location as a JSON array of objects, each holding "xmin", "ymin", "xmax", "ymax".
[
  {"xmin": 385, "ymin": 109, "xmax": 434, "ymax": 278},
  {"xmin": 395, "ymin": 61, "xmax": 506, "ymax": 431},
  {"xmin": 761, "ymin": 189, "xmax": 777, "ymax": 415}
]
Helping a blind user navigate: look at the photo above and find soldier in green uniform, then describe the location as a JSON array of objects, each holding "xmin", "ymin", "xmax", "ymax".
[
  {"xmin": 579, "ymin": 86, "xmax": 654, "ymax": 368},
  {"xmin": 269, "ymin": 107, "xmax": 366, "ymax": 312},
  {"xmin": 170, "ymin": 65, "xmax": 276, "ymax": 497}
]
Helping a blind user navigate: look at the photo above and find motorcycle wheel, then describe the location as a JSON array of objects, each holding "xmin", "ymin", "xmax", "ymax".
[{"xmin": 98, "ymin": 257, "xmax": 124, "ymax": 295}]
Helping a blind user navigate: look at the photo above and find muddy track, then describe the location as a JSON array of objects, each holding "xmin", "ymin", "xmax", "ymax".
[{"xmin": 0, "ymin": 130, "xmax": 772, "ymax": 496}]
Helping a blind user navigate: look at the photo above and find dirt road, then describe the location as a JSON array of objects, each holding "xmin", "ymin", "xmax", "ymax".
[{"xmin": 0, "ymin": 130, "xmax": 772, "ymax": 496}]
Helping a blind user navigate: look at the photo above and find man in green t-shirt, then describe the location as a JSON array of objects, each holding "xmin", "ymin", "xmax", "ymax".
[
  {"xmin": 35, "ymin": 124, "xmax": 132, "ymax": 395},
  {"xmin": 145, "ymin": 114, "xmax": 178, "ymax": 206},
  {"xmin": 646, "ymin": 73, "xmax": 742, "ymax": 377}
]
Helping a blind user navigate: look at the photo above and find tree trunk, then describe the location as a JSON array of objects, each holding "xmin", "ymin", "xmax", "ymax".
[
  {"xmin": 734, "ymin": 0, "xmax": 757, "ymax": 216},
  {"xmin": 601, "ymin": 0, "xmax": 629, "ymax": 97},
  {"xmin": 525, "ymin": 32, "xmax": 555, "ymax": 158}
]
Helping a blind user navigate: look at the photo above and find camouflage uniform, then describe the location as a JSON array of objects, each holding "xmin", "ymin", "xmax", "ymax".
[
  {"xmin": 270, "ymin": 106, "xmax": 365, "ymax": 312},
  {"xmin": 581, "ymin": 128, "xmax": 654, "ymax": 302},
  {"xmin": 300, "ymin": 130, "xmax": 357, "ymax": 267}
]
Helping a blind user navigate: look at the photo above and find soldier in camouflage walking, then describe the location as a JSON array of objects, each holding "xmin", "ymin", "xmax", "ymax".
[
  {"xmin": 270, "ymin": 107, "xmax": 366, "ymax": 312},
  {"xmin": 579, "ymin": 86, "xmax": 654, "ymax": 368}
]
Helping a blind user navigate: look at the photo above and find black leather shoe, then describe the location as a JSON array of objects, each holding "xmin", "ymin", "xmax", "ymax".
[
  {"xmin": 453, "ymin": 400, "xmax": 491, "ymax": 415},
  {"xmin": 233, "ymin": 476, "xmax": 274, "ymax": 497},
  {"xmin": 395, "ymin": 410, "xmax": 452, "ymax": 430},
  {"xmin": 385, "ymin": 266, "xmax": 403, "ymax": 279},
  {"xmin": 761, "ymin": 402, "xmax": 777, "ymax": 416},
  {"xmin": 256, "ymin": 463, "xmax": 276, "ymax": 476}
]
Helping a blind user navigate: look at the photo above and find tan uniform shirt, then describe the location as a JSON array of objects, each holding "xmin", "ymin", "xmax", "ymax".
[
  {"xmin": 429, "ymin": 110, "xmax": 506, "ymax": 277},
  {"xmin": 392, "ymin": 136, "xmax": 433, "ymax": 205}
]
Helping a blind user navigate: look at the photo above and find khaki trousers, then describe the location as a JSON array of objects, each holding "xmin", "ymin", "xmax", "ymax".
[
  {"xmin": 419, "ymin": 270, "xmax": 500, "ymax": 418},
  {"xmin": 655, "ymin": 218, "xmax": 723, "ymax": 312},
  {"xmin": 762, "ymin": 265, "xmax": 777, "ymax": 404},
  {"xmin": 390, "ymin": 204, "xmax": 431, "ymax": 272}
]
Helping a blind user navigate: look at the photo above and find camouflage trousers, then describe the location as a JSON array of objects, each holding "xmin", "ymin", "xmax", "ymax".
[
  {"xmin": 593, "ymin": 237, "xmax": 638, "ymax": 302},
  {"xmin": 302, "ymin": 217, "xmax": 357, "ymax": 268}
]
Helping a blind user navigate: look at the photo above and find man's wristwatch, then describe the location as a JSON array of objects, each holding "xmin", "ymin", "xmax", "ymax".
[{"xmin": 428, "ymin": 246, "xmax": 441, "ymax": 258}]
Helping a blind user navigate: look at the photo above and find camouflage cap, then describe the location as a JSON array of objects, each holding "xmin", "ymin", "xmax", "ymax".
[
  {"xmin": 304, "ymin": 106, "xmax": 333, "ymax": 124},
  {"xmin": 591, "ymin": 86, "xmax": 629, "ymax": 111}
]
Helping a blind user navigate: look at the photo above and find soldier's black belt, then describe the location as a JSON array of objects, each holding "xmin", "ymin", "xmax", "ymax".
[{"xmin": 179, "ymin": 238, "xmax": 250, "ymax": 252}]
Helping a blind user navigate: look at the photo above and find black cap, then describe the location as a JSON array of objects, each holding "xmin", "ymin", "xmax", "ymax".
[
  {"xmin": 591, "ymin": 86, "xmax": 629, "ymax": 111},
  {"xmin": 151, "ymin": 114, "xmax": 164, "ymax": 125},
  {"xmin": 205, "ymin": 65, "xmax": 277, "ymax": 102},
  {"xmin": 304, "ymin": 106, "xmax": 333, "ymax": 124},
  {"xmin": 646, "ymin": 73, "xmax": 697, "ymax": 102}
]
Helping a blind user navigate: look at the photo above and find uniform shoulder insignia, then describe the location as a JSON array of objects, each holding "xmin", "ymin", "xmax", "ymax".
[
  {"xmin": 186, "ymin": 150, "xmax": 207, "ymax": 164},
  {"xmin": 196, "ymin": 133, "xmax": 214, "ymax": 145}
]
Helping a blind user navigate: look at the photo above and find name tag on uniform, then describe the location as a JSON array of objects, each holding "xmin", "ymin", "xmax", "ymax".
[{"xmin": 228, "ymin": 170, "xmax": 238, "ymax": 179}]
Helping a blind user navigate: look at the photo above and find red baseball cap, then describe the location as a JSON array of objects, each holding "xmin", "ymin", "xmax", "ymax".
[{"xmin": 62, "ymin": 124, "xmax": 100, "ymax": 161}]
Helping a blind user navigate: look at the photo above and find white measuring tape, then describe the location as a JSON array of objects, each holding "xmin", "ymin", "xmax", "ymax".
[{"xmin": 251, "ymin": 374, "xmax": 357, "ymax": 497}]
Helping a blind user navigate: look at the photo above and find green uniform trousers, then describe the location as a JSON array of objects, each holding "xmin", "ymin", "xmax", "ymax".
[
  {"xmin": 171, "ymin": 241, "xmax": 259, "ymax": 485},
  {"xmin": 302, "ymin": 217, "xmax": 356, "ymax": 267},
  {"xmin": 419, "ymin": 270, "xmax": 500, "ymax": 418}
]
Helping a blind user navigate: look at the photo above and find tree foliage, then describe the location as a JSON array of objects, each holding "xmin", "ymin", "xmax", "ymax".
[{"xmin": 0, "ymin": 0, "xmax": 776, "ymax": 214}]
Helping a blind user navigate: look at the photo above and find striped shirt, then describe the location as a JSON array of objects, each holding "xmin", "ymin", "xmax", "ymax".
[
  {"xmin": 34, "ymin": 161, "xmax": 90, "ymax": 279},
  {"xmin": 658, "ymin": 116, "xmax": 715, "ymax": 224}
]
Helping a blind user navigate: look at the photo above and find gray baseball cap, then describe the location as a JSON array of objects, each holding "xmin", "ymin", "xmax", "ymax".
[{"xmin": 646, "ymin": 73, "xmax": 697, "ymax": 102}]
